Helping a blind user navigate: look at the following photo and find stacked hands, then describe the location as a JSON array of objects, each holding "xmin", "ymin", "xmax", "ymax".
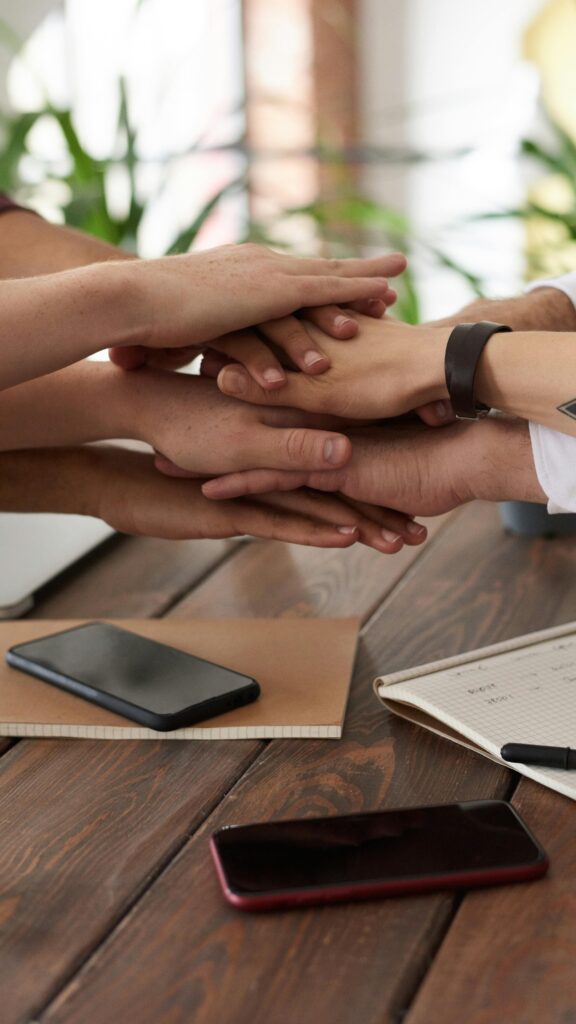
[{"xmin": 1, "ymin": 228, "xmax": 550, "ymax": 548}]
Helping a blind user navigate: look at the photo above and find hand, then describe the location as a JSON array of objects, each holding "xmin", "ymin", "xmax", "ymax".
[
  {"xmin": 109, "ymin": 248, "xmax": 406, "ymax": 386},
  {"xmin": 102, "ymin": 449, "xmax": 425, "ymax": 554},
  {"xmin": 215, "ymin": 312, "xmax": 450, "ymax": 420},
  {"xmin": 0, "ymin": 446, "xmax": 423, "ymax": 553},
  {"xmin": 200, "ymin": 417, "xmax": 547, "ymax": 513}
]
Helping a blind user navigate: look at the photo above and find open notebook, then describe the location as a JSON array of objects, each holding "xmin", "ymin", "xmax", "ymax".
[
  {"xmin": 0, "ymin": 618, "xmax": 359, "ymax": 740},
  {"xmin": 375, "ymin": 620, "xmax": 576, "ymax": 801}
]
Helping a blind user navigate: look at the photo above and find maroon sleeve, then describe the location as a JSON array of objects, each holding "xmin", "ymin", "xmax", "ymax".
[{"xmin": 0, "ymin": 193, "xmax": 36, "ymax": 216}]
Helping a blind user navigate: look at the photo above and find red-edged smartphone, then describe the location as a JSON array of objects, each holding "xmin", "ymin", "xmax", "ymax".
[{"xmin": 210, "ymin": 800, "xmax": 548, "ymax": 911}]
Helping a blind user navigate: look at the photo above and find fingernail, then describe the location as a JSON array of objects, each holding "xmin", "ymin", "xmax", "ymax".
[
  {"xmin": 262, "ymin": 368, "xmax": 285, "ymax": 383},
  {"xmin": 435, "ymin": 401, "xmax": 447, "ymax": 418},
  {"xmin": 324, "ymin": 437, "xmax": 349, "ymax": 464},
  {"xmin": 221, "ymin": 367, "xmax": 247, "ymax": 394},
  {"xmin": 381, "ymin": 529, "xmax": 401, "ymax": 544},
  {"xmin": 335, "ymin": 315, "xmax": 354, "ymax": 329},
  {"xmin": 337, "ymin": 525, "xmax": 357, "ymax": 535},
  {"xmin": 406, "ymin": 521, "xmax": 426, "ymax": 536},
  {"xmin": 367, "ymin": 299, "xmax": 383, "ymax": 311},
  {"xmin": 303, "ymin": 350, "xmax": 326, "ymax": 367}
]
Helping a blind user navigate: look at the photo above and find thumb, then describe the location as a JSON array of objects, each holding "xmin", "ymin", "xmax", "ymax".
[{"xmin": 415, "ymin": 399, "xmax": 455, "ymax": 427}]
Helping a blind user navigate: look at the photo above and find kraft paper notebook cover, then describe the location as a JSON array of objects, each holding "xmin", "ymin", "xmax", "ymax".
[
  {"xmin": 0, "ymin": 618, "xmax": 359, "ymax": 740},
  {"xmin": 374, "ymin": 620, "xmax": 576, "ymax": 802}
]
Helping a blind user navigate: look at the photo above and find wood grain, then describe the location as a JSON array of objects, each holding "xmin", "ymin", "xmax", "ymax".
[
  {"xmin": 41, "ymin": 502, "xmax": 557, "ymax": 1024},
  {"xmin": 405, "ymin": 781, "xmax": 576, "ymax": 1024},
  {"xmin": 2, "ymin": 516, "xmax": 443, "ymax": 1020},
  {"xmin": 29, "ymin": 535, "xmax": 235, "ymax": 618},
  {"xmin": 172, "ymin": 515, "xmax": 451, "ymax": 619}
]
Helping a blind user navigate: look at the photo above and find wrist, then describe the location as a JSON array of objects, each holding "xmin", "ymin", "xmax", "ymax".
[
  {"xmin": 413, "ymin": 326, "xmax": 451, "ymax": 405},
  {"xmin": 465, "ymin": 417, "xmax": 546, "ymax": 504}
]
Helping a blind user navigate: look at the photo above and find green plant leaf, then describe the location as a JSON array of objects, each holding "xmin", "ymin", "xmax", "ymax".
[
  {"xmin": 165, "ymin": 177, "xmax": 245, "ymax": 255},
  {"xmin": 0, "ymin": 110, "xmax": 44, "ymax": 190}
]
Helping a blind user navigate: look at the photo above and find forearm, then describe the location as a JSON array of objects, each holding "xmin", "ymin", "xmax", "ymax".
[
  {"xmin": 0, "ymin": 261, "xmax": 144, "ymax": 389},
  {"xmin": 474, "ymin": 330, "xmax": 576, "ymax": 436},
  {"xmin": 430, "ymin": 287, "xmax": 576, "ymax": 332},
  {"xmin": 0, "ymin": 209, "xmax": 135, "ymax": 278},
  {"xmin": 0, "ymin": 361, "xmax": 204, "ymax": 454},
  {"xmin": 0, "ymin": 446, "xmax": 103, "ymax": 514},
  {"xmin": 0, "ymin": 361, "xmax": 147, "ymax": 449}
]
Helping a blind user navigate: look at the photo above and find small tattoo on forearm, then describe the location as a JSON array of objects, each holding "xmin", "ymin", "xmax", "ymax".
[{"xmin": 557, "ymin": 399, "xmax": 576, "ymax": 420}]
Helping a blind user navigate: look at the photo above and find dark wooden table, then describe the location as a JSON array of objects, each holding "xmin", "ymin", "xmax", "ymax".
[{"xmin": 2, "ymin": 501, "xmax": 576, "ymax": 1024}]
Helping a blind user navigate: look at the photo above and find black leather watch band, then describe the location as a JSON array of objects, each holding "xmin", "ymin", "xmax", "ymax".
[{"xmin": 444, "ymin": 321, "xmax": 511, "ymax": 420}]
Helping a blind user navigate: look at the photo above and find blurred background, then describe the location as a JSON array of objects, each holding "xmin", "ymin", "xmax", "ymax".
[{"xmin": 1, "ymin": 0, "xmax": 576, "ymax": 322}]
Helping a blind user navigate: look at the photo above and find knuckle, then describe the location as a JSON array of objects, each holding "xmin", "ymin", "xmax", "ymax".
[
  {"xmin": 279, "ymin": 325, "xmax": 308, "ymax": 350},
  {"xmin": 240, "ymin": 241, "xmax": 262, "ymax": 256},
  {"xmin": 284, "ymin": 428, "xmax": 316, "ymax": 465}
]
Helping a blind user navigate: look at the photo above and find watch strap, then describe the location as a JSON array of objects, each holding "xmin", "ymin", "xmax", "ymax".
[{"xmin": 444, "ymin": 321, "xmax": 511, "ymax": 419}]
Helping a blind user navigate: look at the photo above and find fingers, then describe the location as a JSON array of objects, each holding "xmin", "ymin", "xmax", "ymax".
[
  {"xmin": 108, "ymin": 345, "xmax": 148, "ymax": 370},
  {"xmin": 288, "ymin": 252, "xmax": 407, "ymax": 280},
  {"xmin": 203, "ymin": 469, "xmax": 308, "ymax": 500},
  {"xmin": 304, "ymin": 306, "xmax": 359, "ymax": 339},
  {"xmin": 200, "ymin": 349, "xmax": 232, "ymax": 379},
  {"xmin": 109, "ymin": 345, "xmax": 198, "ymax": 372},
  {"xmin": 203, "ymin": 476, "xmax": 427, "ymax": 555},
  {"xmin": 415, "ymin": 400, "xmax": 456, "ymax": 427},
  {"xmin": 347, "ymin": 297, "xmax": 388, "ymax": 317},
  {"xmin": 228, "ymin": 497, "xmax": 360, "ymax": 549},
  {"xmin": 257, "ymin": 316, "xmax": 330, "ymax": 374},
  {"xmin": 208, "ymin": 330, "xmax": 287, "ymax": 389},
  {"xmin": 154, "ymin": 453, "xmax": 205, "ymax": 478},
  {"xmin": 294, "ymin": 274, "xmax": 390, "ymax": 308},
  {"xmin": 218, "ymin": 363, "xmax": 307, "ymax": 409},
  {"xmin": 340, "ymin": 496, "xmax": 428, "ymax": 548},
  {"xmin": 243, "ymin": 425, "xmax": 352, "ymax": 473},
  {"xmin": 257, "ymin": 489, "xmax": 407, "ymax": 555}
]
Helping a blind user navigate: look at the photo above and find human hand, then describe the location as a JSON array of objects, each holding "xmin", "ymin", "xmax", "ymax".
[
  {"xmin": 0, "ymin": 445, "xmax": 416, "ymax": 551},
  {"xmin": 79, "ymin": 447, "xmax": 425, "ymax": 552},
  {"xmin": 214, "ymin": 312, "xmax": 450, "ymax": 420},
  {"xmin": 114, "ymin": 290, "xmax": 396, "ymax": 379},
  {"xmin": 200, "ymin": 417, "xmax": 546, "ymax": 513},
  {"xmin": 109, "ymin": 245, "xmax": 406, "ymax": 378}
]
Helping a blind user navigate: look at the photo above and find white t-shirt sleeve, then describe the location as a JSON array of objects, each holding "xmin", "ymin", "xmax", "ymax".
[{"xmin": 525, "ymin": 273, "xmax": 576, "ymax": 513}]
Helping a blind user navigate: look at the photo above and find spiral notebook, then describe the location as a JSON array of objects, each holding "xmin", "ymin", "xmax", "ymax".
[
  {"xmin": 375, "ymin": 620, "xmax": 576, "ymax": 801},
  {"xmin": 0, "ymin": 618, "xmax": 359, "ymax": 740}
]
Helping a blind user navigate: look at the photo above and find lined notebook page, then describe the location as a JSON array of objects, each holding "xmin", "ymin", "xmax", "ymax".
[{"xmin": 377, "ymin": 626, "xmax": 576, "ymax": 801}]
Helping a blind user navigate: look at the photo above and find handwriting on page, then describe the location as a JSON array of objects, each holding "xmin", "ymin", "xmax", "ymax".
[{"xmin": 401, "ymin": 635, "xmax": 576, "ymax": 747}]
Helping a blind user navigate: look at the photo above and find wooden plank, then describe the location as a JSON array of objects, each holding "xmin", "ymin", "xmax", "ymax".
[
  {"xmin": 29, "ymin": 535, "xmax": 235, "ymax": 619},
  {"xmin": 41, "ymin": 501, "xmax": 565, "ymax": 1024},
  {"xmin": 171, "ymin": 514, "xmax": 451, "ymax": 618},
  {"xmin": 0, "ymin": 535, "xmax": 257, "ymax": 1024},
  {"xmin": 1, "ymin": 518, "xmax": 443, "ymax": 1020},
  {"xmin": 405, "ymin": 781, "xmax": 576, "ymax": 1024}
]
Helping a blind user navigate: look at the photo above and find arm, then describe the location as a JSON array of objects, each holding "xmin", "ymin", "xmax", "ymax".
[
  {"xmin": 0, "ymin": 446, "xmax": 422, "ymax": 553},
  {"xmin": 0, "ymin": 207, "xmax": 405, "ymax": 385},
  {"xmin": 429, "ymin": 285, "xmax": 576, "ymax": 332},
  {"xmin": 201, "ymin": 417, "xmax": 546, "ymax": 512},
  {"xmin": 215, "ymin": 308, "xmax": 576, "ymax": 438},
  {"xmin": 0, "ymin": 207, "xmax": 134, "ymax": 277}
]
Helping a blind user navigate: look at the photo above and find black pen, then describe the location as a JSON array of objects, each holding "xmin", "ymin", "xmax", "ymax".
[{"xmin": 500, "ymin": 743, "xmax": 576, "ymax": 770}]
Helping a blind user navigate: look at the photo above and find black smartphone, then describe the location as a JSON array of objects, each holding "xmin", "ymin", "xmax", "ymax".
[
  {"xmin": 6, "ymin": 622, "xmax": 260, "ymax": 731},
  {"xmin": 211, "ymin": 800, "xmax": 548, "ymax": 911}
]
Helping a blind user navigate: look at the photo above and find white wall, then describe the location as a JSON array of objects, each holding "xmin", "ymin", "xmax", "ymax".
[{"xmin": 359, "ymin": 0, "xmax": 545, "ymax": 317}]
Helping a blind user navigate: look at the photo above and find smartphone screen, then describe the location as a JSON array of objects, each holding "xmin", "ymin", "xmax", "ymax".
[
  {"xmin": 211, "ymin": 801, "xmax": 548, "ymax": 909},
  {"xmin": 6, "ymin": 622, "xmax": 260, "ymax": 731}
]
